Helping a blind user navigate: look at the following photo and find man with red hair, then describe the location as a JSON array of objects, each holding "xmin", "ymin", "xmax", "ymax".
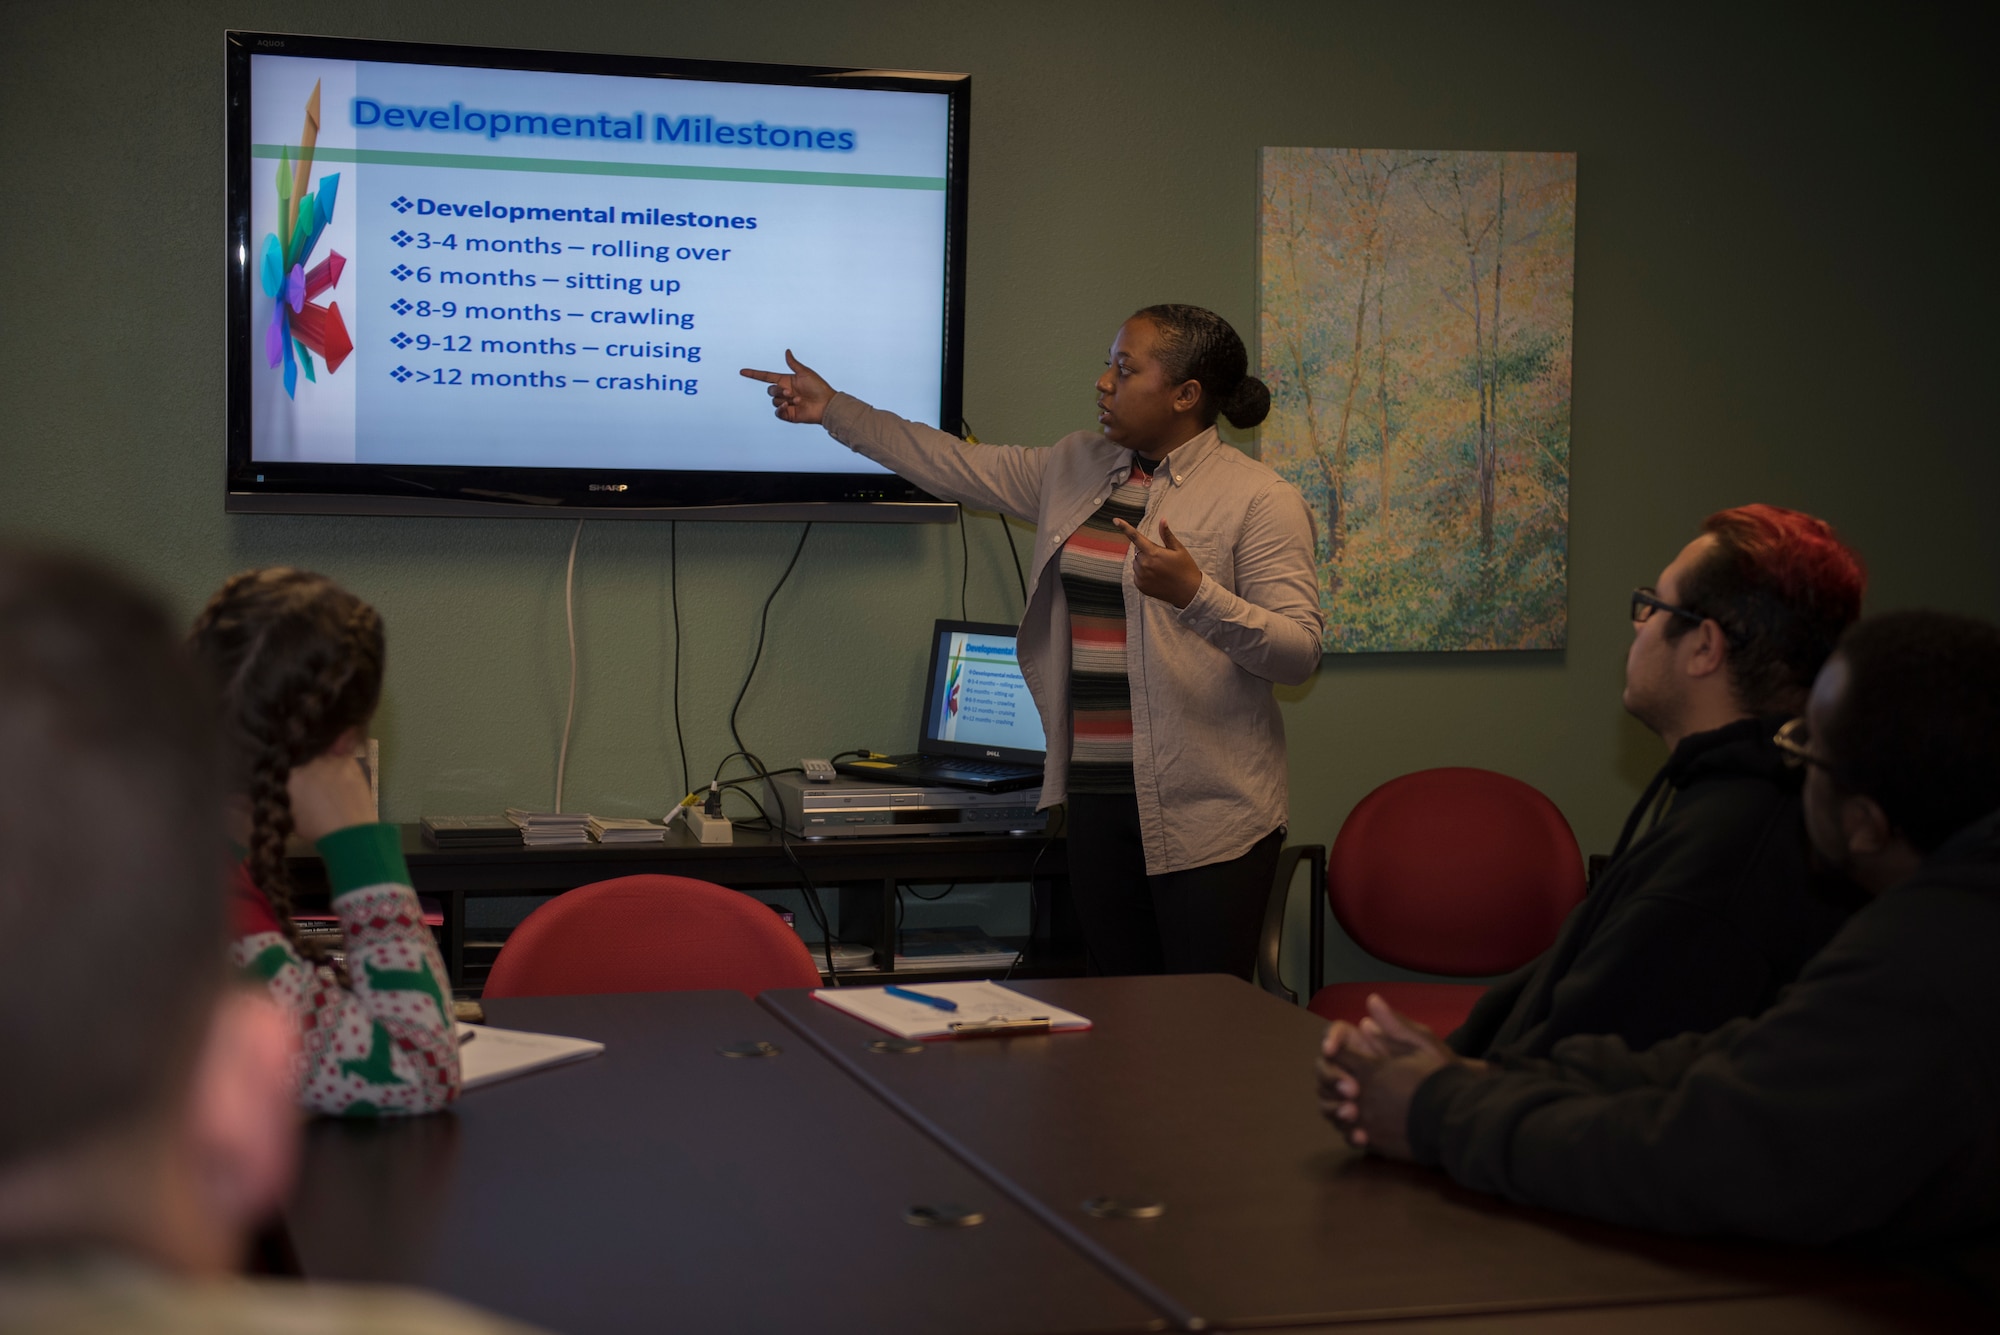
[{"xmin": 1447, "ymin": 504, "xmax": 1866, "ymax": 1062}]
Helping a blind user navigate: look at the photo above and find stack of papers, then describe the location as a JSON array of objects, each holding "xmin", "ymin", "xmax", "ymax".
[
  {"xmin": 893, "ymin": 925, "xmax": 1021, "ymax": 973},
  {"xmin": 813, "ymin": 980, "xmax": 1091, "ymax": 1041},
  {"xmin": 455, "ymin": 1022, "xmax": 604, "ymax": 1090},
  {"xmin": 587, "ymin": 816, "xmax": 667, "ymax": 844},
  {"xmin": 505, "ymin": 809, "xmax": 593, "ymax": 848},
  {"xmin": 421, "ymin": 815, "xmax": 522, "ymax": 849}
]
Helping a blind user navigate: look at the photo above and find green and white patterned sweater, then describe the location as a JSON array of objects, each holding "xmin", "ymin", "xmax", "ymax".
[{"xmin": 228, "ymin": 823, "xmax": 459, "ymax": 1116}]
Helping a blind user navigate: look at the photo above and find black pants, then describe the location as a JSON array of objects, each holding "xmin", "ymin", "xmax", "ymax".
[{"xmin": 1064, "ymin": 791, "xmax": 1284, "ymax": 978}]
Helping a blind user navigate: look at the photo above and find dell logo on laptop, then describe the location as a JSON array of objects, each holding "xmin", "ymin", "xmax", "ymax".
[{"xmin": 984, "ymin": 750, "xmax": 999, "ymax": 758}]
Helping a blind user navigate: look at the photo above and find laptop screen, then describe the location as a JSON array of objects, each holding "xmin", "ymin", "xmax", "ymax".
[{"xmin": 920, "ymin": 620, "xmax": 1047, "ymax": 763}]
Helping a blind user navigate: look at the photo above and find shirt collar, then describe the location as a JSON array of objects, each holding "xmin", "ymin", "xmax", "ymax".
[{"xmin": 1114, "ymin": 426, "xmax": 1223, "ymax": 488}]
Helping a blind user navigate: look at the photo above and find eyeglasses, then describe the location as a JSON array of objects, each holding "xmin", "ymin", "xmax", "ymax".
[
  {"xmin": 1630, "ymin": 587, "xmax": 1744, "ymax": 647},
  {"xmin": 1773, "ymin": 717, "xmax": 1834, "ymax": 773}
]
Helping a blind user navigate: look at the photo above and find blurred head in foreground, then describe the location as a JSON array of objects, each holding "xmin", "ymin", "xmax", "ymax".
[{"xmin": 0, "ymin": 547, "xmax": 296, "ymax": 1274}]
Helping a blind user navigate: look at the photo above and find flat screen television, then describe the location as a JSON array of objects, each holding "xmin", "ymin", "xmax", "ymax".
[{"xmin": 225, "ymin": 30, "xmax": 967, "ymax": 520}]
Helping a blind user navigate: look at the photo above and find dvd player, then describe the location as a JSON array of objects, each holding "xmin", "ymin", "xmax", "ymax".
[{"xmin": 770, "ymin": 772, "xmax": 1047, "ymax": 839}]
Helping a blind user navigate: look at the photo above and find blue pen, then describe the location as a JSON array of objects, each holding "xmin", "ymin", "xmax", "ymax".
[{"xmin": 885, "ymin": 984, "xmax": 958, "ymax": 1012}]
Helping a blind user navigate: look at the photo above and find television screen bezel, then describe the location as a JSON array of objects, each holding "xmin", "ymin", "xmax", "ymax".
[{"xmin": 224, "ymin": 29, "xmax": 967, "ymax": 522}]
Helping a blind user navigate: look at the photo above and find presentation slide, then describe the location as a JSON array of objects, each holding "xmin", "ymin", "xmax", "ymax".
[
  {"xmin": 931, "ymin": 633, "xmax": 1046, "ymax": 755},
  {"xmin": 248, "ymin": 54, "xmax": 949, "ymax": 472}
]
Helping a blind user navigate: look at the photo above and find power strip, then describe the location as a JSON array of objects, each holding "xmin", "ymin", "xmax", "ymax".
[{"xmin": 683, "ymin": 807, "xmax": 733, "ymax": 844}]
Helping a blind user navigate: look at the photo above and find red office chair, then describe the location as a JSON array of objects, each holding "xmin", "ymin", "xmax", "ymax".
[
  {"xmin": 483, "ymin": 874, "xmax": 823, "ymax": 998},
  {"xmin": 1305, "ymin": 768, "xmax": 1586, "ymax": 1037}
]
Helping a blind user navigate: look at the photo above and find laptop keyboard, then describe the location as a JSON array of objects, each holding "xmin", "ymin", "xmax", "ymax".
[{"xmin": 902, "ymin": 756, "xmax": 1033, "ymax": 777}]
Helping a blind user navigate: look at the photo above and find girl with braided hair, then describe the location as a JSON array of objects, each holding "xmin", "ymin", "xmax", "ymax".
[
  {"xmin": 744, "ymin": 306, "xmax": 1322, "ymax": 977},
  {"xmin": 190, "ymin": 568, "xmax": 459, "ymax": 1116}
]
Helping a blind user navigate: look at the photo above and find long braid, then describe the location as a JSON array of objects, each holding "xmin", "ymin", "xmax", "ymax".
[
  {"xmin": 246, "ymin": 736, "xmax": 311, "ymax": 958},
  {"xmin": 190, "ymin": 569, "xmax": 385, "ymax": 963}
]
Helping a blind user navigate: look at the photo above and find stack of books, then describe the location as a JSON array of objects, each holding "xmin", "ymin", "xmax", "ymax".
[
  {"xmin": 504, "ymin": 809, "xmax": 594, "ymax": 848},
  {"xmin": 421, "ymin": 816, "xmax": 523, "ymax": 850},
  {"xmin": 893, "ymin": 925, "xmax": 1022, "ymax": 973},
  {"xmin": 587, "ymin": 816, "xmax": 667, "ymax": 844}
]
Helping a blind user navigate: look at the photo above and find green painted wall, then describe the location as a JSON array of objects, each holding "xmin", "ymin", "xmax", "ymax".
[{"xmin": 3, "ymin": 3, "xmax": 1992, "ymax": 990}]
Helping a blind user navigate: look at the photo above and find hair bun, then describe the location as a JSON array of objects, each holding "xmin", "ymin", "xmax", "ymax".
[{"xmin": 1222, "ymin": 375, "xmax": 1270, "ymax": 430}]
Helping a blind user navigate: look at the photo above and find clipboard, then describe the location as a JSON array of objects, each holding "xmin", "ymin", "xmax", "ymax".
[{"xmin": 811, "ymin": 980, "xmax": 1091, "ymax": 1041}]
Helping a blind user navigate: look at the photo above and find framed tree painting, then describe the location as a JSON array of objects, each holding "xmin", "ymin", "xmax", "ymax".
[{"xmin": 1259, "ymin": 148, "xmax": 1575, "ymax": 652}]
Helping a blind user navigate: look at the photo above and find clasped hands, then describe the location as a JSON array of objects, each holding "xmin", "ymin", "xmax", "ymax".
[{"xmin": 1316, "ymin": 994, "xmax": 1485, "ymax": 1160}]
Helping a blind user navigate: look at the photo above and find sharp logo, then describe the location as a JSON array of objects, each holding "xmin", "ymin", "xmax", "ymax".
[{"xmin": 589, "ymin": 483, "xmax": 629, "ymax": 492}]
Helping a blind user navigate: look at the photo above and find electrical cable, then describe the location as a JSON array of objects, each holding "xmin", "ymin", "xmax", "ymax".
[
  {"xmin": 728, "ymin": 522, "xmax": 812, "ymax": 761},
  {"xmin": 952, "ymin": 413, "xmax": 1024, "ymax": 611},
  {"xmin": 701, "ymin": 745, "xmax": 842, "ymax": 982},
  {"xmin": 670, "ymin": 520, "xmax": 689, "ymax": 803},
  {"xmin": 554, "ymin": 518, "xmax": 584, "ymax": 814},
  {"xmin": 713, "ymin": 782, "xmax": 779, "ymax": 831},
  {"xmin": 668, "ymin": 522, "xmax": 831, "ymax": 977},
  {"xmin": 778, "ymin": 826, "xmax": 841, "ymax": 984},
  {"xmin": 957, "ymin": 506, "xmax": 971, "ymax": 619},
  {"xmin": 1000, "ymin": 513, "xmax": 1027, "ymax": 606}
]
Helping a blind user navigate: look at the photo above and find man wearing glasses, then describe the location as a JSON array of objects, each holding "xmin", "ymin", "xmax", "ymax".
[
  {"xmin": 1317, "ymin": 610, "xmax": 2000, "ymax": 1285},
  {"xmin": 1448, "ymin": 505, "xmax": 1866, "ymax": 1064}
]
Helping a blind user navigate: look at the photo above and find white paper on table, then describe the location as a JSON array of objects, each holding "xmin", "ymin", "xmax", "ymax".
[
  {"xmin": 455, "ymin": 1022, "xmax": 604, "ymax": 1091},
  {"xmin": 811, "ymin": 980, "xmax": 1091, "ymax": 1040}
]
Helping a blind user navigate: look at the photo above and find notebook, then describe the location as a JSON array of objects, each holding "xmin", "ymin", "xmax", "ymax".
[
  {"xmin": 835, "ymin": 620, "xmax": 1046, "ymax": 793},
  {"xmin": 812, "ymin": 981, "xmax": 1090, "ymax": 1041},
  {"xmin": 455, "ymin": 1022, "xmax": 605, "ymax": 1090}
]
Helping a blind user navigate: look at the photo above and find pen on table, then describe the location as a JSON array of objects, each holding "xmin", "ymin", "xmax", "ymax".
[
  {"xmin": 458, "ymin": 1029, "xmax": 477, "ymax": 1045},
  {"xmin": 885, "ymin": 984, "xmax": 958, "ymax": 1012}
]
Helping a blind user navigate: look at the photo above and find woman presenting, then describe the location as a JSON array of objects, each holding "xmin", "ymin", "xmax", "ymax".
[{"xmin": 743, "ymin": 305, "xmax": 1322, "ymax": 977}]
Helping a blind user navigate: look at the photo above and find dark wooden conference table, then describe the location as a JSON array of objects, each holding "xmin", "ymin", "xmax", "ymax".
[{"xmin": 285, "ymin": 976, "xmax": 1976, "ymax": 1333}]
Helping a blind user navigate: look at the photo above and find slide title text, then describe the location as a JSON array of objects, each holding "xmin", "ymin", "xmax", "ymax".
[{"xmin": 352, "ymin": 99, "xmax": 858, "ymax": 151}]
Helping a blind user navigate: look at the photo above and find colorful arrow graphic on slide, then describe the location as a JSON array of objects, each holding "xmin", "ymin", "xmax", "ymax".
[{"xmin": 262, "ymin": 80, "xmax": 352, "ymax": 397}]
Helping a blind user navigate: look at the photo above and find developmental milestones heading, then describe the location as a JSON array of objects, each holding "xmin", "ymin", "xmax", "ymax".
[{"xmin": 352, "ymin": 99, "xmax": 858, "ymax": 152}]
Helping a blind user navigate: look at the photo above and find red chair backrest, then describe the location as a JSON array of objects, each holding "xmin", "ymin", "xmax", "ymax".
[
  {"xmin": 1328, "ymin": 767, "xmax": 1585, "ymax": 977},
  {"xmin": 483, "ymin": 874, "xmax": 823, "ymax": 999}
]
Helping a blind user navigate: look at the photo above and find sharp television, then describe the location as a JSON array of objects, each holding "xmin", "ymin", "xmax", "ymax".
[{"xmin": 225, "ymin": 31, "xmax": 967, "ymax": 521}]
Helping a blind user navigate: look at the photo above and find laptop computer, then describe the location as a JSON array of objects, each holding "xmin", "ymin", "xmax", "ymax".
[{"xmin": 835, "ymin": 620, "xmax": 1046, "ymax": 793}]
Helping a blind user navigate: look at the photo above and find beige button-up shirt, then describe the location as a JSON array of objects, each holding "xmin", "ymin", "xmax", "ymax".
[{"xmin": 823, "ymin": 395, "xmax": 1323, "ymax": 874}]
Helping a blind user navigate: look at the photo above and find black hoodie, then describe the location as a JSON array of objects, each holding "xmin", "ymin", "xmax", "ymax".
[
  {"xmin": 1409, "ymin": 808, "xmax": 2000, "ymax": 1252},
  {"xmin": 1449, "ymin": 716, "xmax": 1853, "ymax": 1062}
]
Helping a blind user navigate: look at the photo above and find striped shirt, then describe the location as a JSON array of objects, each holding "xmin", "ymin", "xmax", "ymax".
[{"xmin": 1059, "ymin": 456, "xmax": 1158, "ymax": 793}]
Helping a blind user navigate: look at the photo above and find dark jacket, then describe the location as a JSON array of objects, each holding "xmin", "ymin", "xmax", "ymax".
[
  {"xmin": 1449, "ymin": 716, "xmax": 1852, "ymax": 1062},
  {"xmin": 1408, "ymin": 808, "xmax": 2000, "ymax": 1250}
]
